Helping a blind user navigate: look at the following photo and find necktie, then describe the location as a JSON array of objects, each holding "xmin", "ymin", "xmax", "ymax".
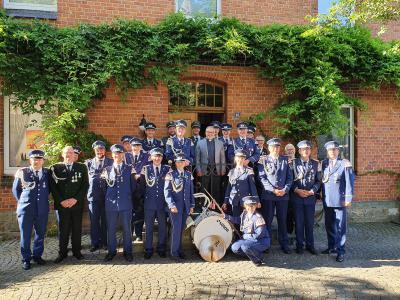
[
  {"xmin": 329, "ymin": 160, "xmax": 334, "ymax": 170},
  {"xmin": 98, "ymin": 159, "xmax": 103, "ymax": 169},
  {"xmin": 180, "ymin": 138, "xmax": 184, "ymax": 145},
  {"xmin": 134, "ymin": 155, "xmax": 138, "ymax": 164},
  {"xmin": 156, "ymin": 166, "xmax": 160, "ymax": 177},
  {"xmin": 35, "ymin": 170, "xmax": 39, "ymax": 181},
  {"xmin": 67, "ymin": 165, "xmax": 71, "ymax": 172},
  {"xmin": 118, "ymin": 165, "xmax": 121, "ymax": 175},
  {"xmin": 149, "ymin": 140, "xmax": 152, "ymax": 147}
]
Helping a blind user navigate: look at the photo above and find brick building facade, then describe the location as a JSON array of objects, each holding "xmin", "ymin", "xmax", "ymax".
[{"xmin": 0, "ymin": 0, "xmax": 399, "ymax": 237}]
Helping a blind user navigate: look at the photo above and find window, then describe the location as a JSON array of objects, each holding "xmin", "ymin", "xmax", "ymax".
[
  {"xmin": 176, "ymin": 0, "xmax": 221, "ymax": 18},
  {"xmin": 3, "ymin": 97, "xmax": 44, "ymax": 175},
  {"xmin": 4, "ymin": 0, "xmax": 57, "ymax": 11},
  {"xmin": 317, "ymin": 105, "xmax": 355, "ymax": 166},
  {"xmin": 169, "ymin": 82, "xmax": 224, "ymax": 111}
]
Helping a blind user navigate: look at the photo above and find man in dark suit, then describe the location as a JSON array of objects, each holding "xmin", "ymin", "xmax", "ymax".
[
  {"xmin": 195, "ymin": 126, "xmax": 226, "ymax": 204},
  {"xmin": 50, "ymin": 146, "xmax": 89, "ymax": 263}
]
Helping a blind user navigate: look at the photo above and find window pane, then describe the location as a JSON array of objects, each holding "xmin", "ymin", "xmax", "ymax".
[
  {"xmin": 317, "ymin": 106, "xmax": 353, "ymax": 163},
  {"xmin": 170, "ymin": 96, "xmax": 179, "ymax": 106},
  {"xmin": 206, "ymin": 95, "xmax": 214, "ymax": 107},
  {"xmin": 215, "ymin": 94, "xmax": 223, "ymax": 107},
  {"xmin": 198, "ymin": 95, "xmax": 206, "ymax": 107},
  {"xmin": 198, "ymin": 83, "xmax": 205, "ymax": 94},
  {"xmin": 9, "ymin": 0, "xmax": 56, "ymax": 4},
  {"xmin": 8, "ymin": 102, "xmax": 44, "ymax": 168},
  {"xmin": 206, "ymin": 84, "xmax": 214, "ymax": 94},
  {"xmin": 177, "ymin": 0, "xmax": 218, "ymax": 18},
  {"xmin": 215, "ymin": 86, "xmax": 223, "ymax": 95}
]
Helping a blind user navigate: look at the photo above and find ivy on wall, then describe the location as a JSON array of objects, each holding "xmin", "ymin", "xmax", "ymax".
[{"xmin": 0, "ymin": 11, "xmax": 399, "ymax": 163}]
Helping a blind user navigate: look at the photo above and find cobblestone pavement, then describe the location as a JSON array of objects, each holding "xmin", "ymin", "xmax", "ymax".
[{"xmin": 1, "ymin": 222, "xmax": 400, "ymax": 299}]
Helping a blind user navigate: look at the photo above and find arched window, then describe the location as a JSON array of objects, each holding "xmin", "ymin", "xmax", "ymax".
[{"xmin": 169, "ymin": 82, "xmax": 224, "ymax": 111}]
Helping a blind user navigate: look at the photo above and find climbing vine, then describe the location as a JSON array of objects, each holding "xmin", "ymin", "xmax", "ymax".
[{"xmin": 0, "ymin": 11, "xmax": 399, "ymax": 162}]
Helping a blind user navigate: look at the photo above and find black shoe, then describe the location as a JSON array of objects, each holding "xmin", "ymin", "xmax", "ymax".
[
  {"xmin": 295, "ymin": 247, "xmax": 304, "ymax": 254},
  {"xmin": 73, "ymin": 253, "xmax": 84, "ymax": 260},
  {"xmin": 104, "ymin": 253, "xmax": 116, "ymax": 262},
  {"xmin": 321, "ymin": 248, "xmax": 337, "ymax": 255},
  {"xmin": 336, "ymin": 254, "xmax": 345, "ymax": 262},
  {"xmin": 53, "ymin": 254, "xmax": 67, "ymax": 264},
  {"xmin": 158, "ymin": 251, "xmax": 167, "ymax": 258},
  {"xmin": 33, "ymin": 257, "xmax": 46, "ymax": 265},
  {"xmin": 90, "ymin": 246, "xmax": 99, "ymax": 252},
  {"xmin": 306, "ymin": 247, "xmax": 319, "ymax": 255},
  {"xmin": 144, "ymin": 253, "xmax": 152, "ymax": 259},
  {"xmin": 252, "ymin": 260, "xmax": 264, "ymax": 266},
  {"xmin": 124, "ymin": 253, "xmax": 133, "ymax": 262},
  {"xmin": 170, "ymin": 256, "xmax": 181, "ymax": 262},
  {"xmin": 22, "ymin": 261, "xmax": 31, "ymax": 270},
  {"xmin": 282, "ymin": 248, "xmax": 292, "ymax": 254},
  {"xmin": 178, "ymin": 252, "xmax": 186, "ymax": 259}
]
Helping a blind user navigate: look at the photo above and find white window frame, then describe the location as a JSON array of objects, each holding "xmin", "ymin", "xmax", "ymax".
[
  {"xmin": 3, "ymin": 0, "xmax": 57, "ymax": 12},
  {"xmin": 175, "ymin": 0, "xmax": 221, "ymax": 18},
  {"xmin": 4, "ymin": 97, "xmax": 18, "ymax": 175},
  {"xmin": 3, "ymin": 97, "xmax": 45, "ymax": 176},
  {"xmin": 341, "ymin": 104, "xmax": 355, "ymax": 165}
]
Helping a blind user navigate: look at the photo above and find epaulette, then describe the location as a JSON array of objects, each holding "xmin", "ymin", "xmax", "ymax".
[
  {"xmin": 165, "ymin": 172, "xmax": 173, "ymax": 181},
  {"xmin": 255, "ymin": 214, "xmax": 266, "ymax": 227},
  {"xmin": 140, "ymin": 165, "xmax": 148, "ymax": 176},
  {"xmin": 246, "ymin": 167, "xmax": 254, "ymax": 175},
  {"xmin": 166, "ymin": 138, "xmax": 173, "ymax": 146},
  {"xmin": 15, "ymin": 167, "xmax": 28, "ymax": 178},
  {"xmin": 343, "ymin": 159, "xmax": 352, "ymax": 168}
]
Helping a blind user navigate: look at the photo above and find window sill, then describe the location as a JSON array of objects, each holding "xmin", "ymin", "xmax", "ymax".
[{"xmin": 5, "ymin": 9, "xmax": 57, "ymax": 20}]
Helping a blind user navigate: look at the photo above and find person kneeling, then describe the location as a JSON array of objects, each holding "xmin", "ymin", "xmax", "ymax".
[{"xmin": 223, "ymin": 196, "xmax": 270, "ymax": 266}]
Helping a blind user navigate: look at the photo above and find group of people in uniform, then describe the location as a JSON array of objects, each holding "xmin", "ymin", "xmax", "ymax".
[{"xmin": 12, "ymin": 119, "xmax": 354, "ymax": 269}]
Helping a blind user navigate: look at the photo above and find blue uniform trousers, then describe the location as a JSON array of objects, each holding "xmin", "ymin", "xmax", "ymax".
[
  {"xmin": 88, "ymin": 201, "xmax": 107, "ymax": 247},
  {"xmin": 17, "ymin": 213, "xmax": 48, "ymax": 262},
  {"xmin": 261, "ymin": 199, "xmax": 289, "ymax": 249},
  {"xmin": 144, "ymin": 209, "xmax": 167, "ymax": 254},
  {"xmin": 293, "ymin": 199, "xmax": 315, "ymax": 249},
  {"xmin": 106, "ymin": 210, "xmax": 132, "ymax": 255},
  {"xmin": 231, "ymin": 238, "xmax": 270, "ymax": 263},
  {"xmin": 169, "ymin": 211, "xmax": 188, "ymax": 257},
  {"xmin": 324, "ymin": 206, "xmax": 347, "ymax": 255}
]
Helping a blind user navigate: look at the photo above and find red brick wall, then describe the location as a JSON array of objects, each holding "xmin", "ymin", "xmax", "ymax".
[
  {"xmin": 0, "ymin": 0, "xmax": 317, "ymax": 27},
  {"xmin": 347, "ymin": 85, "xmax": 400, "ymax": 201},
  {"xmin": 368, "ymin": 21, "xmax": 400, "ymax": 41}
]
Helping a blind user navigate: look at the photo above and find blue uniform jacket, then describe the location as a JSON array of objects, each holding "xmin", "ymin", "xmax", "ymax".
[
  {"xmin": 12, "ymin": 167, "xmax": 50, "ymax": 216},
  {"xmin": 86, "ymin": 156, "xmax": 113, "ymax": 202},
  {"xmin": 165, "ymin": 136, "xmax": 195, "ymax": 165},
  {"xmin": 225, "ymin": 211, "xmax": 269, "ymax": 241},
  {"xmin": 258, "ymin": 155, "xmax": 293, "ymax": 201},
  {"xmin": 140, "ymin": 163, "xmax": 171, "ymax": 211},
  {"xmin": 291, "ymin": 158, "xmax": 321, "ymax": 204},
  {"xmin": 125, "ymin": 151, "xmax": 150, "ymax": 173},
  {"xmin": 102, "ymin": 163, "xmax": 136, "ymax": 212},
  {"xmin": 218, "ymin": 136, "xmax": 233, "ymax": 165},
  {"xmin": 141, "ymin": 138, "xmax": 163, "ymax": 153},
  {"xmin": 164, "ymin": 169, "xmax": 195, "ymax": 214},
  {"xmin": 321, "ymin": 158, "xmax": 354, "ymax": 207},
  {"xmin": 227, "ymin": 137, "xmax": 260, "ymax": 164},
  {"xmin": 224, "ymin": 167, "xmax": 259, "ymax": 207}
]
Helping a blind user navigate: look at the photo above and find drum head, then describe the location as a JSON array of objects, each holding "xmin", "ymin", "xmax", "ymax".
[
  {"xmin": 193, "ymin": 215, "xmax": 233, "ymax": 249},
  {"xmin": 198, "ymin": 235, "xmax": 226, "ymax": 262}
]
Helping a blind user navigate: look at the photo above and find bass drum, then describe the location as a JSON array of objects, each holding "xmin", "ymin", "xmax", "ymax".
[{"xmin": 193, "ymin": 215, "xmax": 233, "ymax": 249}]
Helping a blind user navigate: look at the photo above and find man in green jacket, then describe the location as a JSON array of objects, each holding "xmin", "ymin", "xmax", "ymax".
[{"xmin": 50, "ymin": 146, "xmax": 89, "ymax": 263}]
